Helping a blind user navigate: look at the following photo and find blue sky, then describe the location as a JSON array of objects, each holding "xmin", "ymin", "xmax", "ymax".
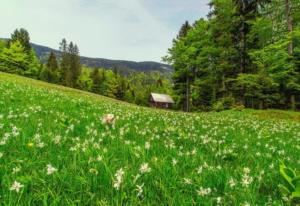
[{"xmin": 1, "ymin": 0, "xmax": 210, "ymax": 62}]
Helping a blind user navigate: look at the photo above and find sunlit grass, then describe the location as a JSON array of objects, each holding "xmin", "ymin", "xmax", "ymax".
[{"xmin": 0, "ymin": 72, "xmax": 299, "ymax": 205}]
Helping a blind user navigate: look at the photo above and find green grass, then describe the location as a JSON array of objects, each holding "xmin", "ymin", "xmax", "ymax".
[{"xmin": 0, "ymin": 72, "xmax": 299, "ymax": 205}]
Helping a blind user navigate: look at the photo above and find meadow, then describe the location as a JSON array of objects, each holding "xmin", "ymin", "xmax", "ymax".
[{"xmin": 0, "ymin": 72, "xmax": 299, "ymax": 205}]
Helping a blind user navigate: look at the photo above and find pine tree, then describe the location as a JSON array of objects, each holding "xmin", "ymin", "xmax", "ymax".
[
  {"xmin": 69, "ymin": 44, "xmax": 81, "ymax": 88},
  {"xmin": 58, "ymin": 39, "xmax": 81, "ymax": 88},
  {"xmin": 90, "ymin": 68, "xmax": 102, "ymax": 93},
  {"xmin": 47, "ymin": 51, "xmax": 59, "ymax": 72},
  {"xmin": 166, "ymin": 21, "xmax": 194, "ymax": 111},
  {"xmin": 177, "ymin": 21, "xmax": 192, "ymax": 39},
  {"xmin": 41, "ymin": 51, "xmax": 59, "ymax": 83},
  {"xmin": 10, "ymin": 28, "xmax": 31, "ymax": 53},
  {"xmin": 59, "ymin": 38, "xmax": 69, "ymax": 85}
]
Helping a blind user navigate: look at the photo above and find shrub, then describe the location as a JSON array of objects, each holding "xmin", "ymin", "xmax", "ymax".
[
  {"xmin": 213, "ymin": 101, "xmax": 224, "ymax": 112},
  {"xmin": 232, "ymin": 103, "xmax": 245, "ymax": 111},
  {"xmin": 213, "ymin": 97, "xmax": 235, "ymax": 112}
]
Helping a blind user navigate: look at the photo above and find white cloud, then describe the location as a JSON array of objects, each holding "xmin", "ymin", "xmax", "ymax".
[{"xmin": 0, "ymin": 0, "xmax": 210, "ymax": 62}]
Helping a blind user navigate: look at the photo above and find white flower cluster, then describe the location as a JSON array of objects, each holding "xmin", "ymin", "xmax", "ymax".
[{"xmin": 113, "ymin": 168, "xmax": 125, "ymax": 190}]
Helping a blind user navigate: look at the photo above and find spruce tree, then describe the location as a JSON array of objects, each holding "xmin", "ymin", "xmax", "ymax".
[
  {"xmin": 90, "ymin": 68, "xmax": 102, "ymax": 93},
  {"xmin": 43, "ymin": 51, "xmax": 59, "ymax": 83},
  {"xmin": 59, "ymin": 38, "xmax": 69, "ymax": 85},
  {"xmin": 10, "ymin": 28, "xmax": 31, "ymax": 53}
]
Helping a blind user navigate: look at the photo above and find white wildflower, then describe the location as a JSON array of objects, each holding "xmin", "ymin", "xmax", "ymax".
[
  {"xmin": 241, "ymin": 174, "xmax": 253, "ymax": 188},
  {"xmin": 46, "ymin": 164, "xmax": 58, "ymax": 175},
  {"xmin": 183, "ymin": 178, "xmax": 192, "ymax": 185},
  {"xmin": 216, "ymin": 197, "xmax": 222, "ymax": 204},
  {"xmin": 89, "ymin": 168, "xmax": 99, "ymax": 175},
  {"xmin": 96, "ymin": 155, "xmax": 103, "ymax": 162},
  {"xmin": 139, "ymin": 163, "xmax": 151, "ymax": 174},
  {"xmin": 243, "ymin": 202, "xmax": 251, "ymax": 206},
  {"xmin": 197, "ymin": 166, "xmax": 203, "ymax": 174},
  {"xmin": 243, "ymin": 167, "xmax": 251, "ymax": 174},
  {"xmin": 135, "ymin": 183, "xmax": 144, "ymax": 197},
  {"xmin": 10, "ymin": 181, "xmax": 24, "ymax": 193},
  {"xmin": 53, "ymin": 135, "xmax": 61, "ymax": 144},
  {"xmin": 12, "ymin": 167, "xmax": 21, "ymax": 174},
  {"xmin": 197, "ymin": 187, "xmax": 211, "ymax": 196},
  {"xmin": 37, "ymin": 141, "xmax": 45, "ymax": 148},
  {"xmin": 228, "ymin": 178, "xmax": 236, "ymax": 188},
  {"xmin": 113, "ymin": 168, "xmax": 125, "ymax": 190},
  {"xmin": 145, "ymin": 142, "xmax": 150, "ymax": 150},
  {"xmin": 172, "ymin": 158, "xmax": 178, "ymax": 166}
]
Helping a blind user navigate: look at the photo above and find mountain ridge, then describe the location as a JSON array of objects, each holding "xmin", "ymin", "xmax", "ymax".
[
  {"xmin": 0, "ymin": 38, "xmax": 173, "ymax": 74},
  {"xmin": 32, "ymin": 42, "xmax": 173, "ymax": 74}
]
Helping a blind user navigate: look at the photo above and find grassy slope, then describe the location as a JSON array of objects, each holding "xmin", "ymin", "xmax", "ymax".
[{"xmin": 0, "ymin": 72, "xmax": 299, "ymax": 205}]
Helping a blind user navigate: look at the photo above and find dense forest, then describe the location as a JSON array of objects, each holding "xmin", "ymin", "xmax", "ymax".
[
  {"xmin": 0, "ymin": 29, "xmax": 172, "ymax": 107},
  {"xmin": 165, "ymin": 0, "xmax": 300, "ymax": 111}
]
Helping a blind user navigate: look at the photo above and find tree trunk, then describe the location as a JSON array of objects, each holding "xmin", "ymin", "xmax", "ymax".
[
  {"xmin": 222, "ymin": 74, "xmax": 226, "ymax": 96},
  {"xmin": 285, "ymin": 0, "xmax": 295, "ymax": 110},
  {"xmin": 259, "ymin": 100, "xmax": 263, "ymax": 110},
  {"xmin": 240, "ymin": 1, "xmax": 247, "ymax": 73},
  {"xmin": 285, "ymin": 0, "xmax": 293, "ymax": 55},
  {"xmin": 291, "ymin": 95, "xmax": 296, "ymax": 110},
  {"xmin": 185, "ymin": 75, "xmax": 190, "ymax": 112}
]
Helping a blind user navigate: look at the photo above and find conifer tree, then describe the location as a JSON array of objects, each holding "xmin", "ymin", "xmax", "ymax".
[
  {"xmin": 90, "ymin": 68, "xmax": 102, "ymax": 93},
  {"xmin": 41, "ymin": 51, "xmax": 59, "ymax": 83},
  {"xmin": 59, "ymin": 38, "xmax": 69, "ymax": 85},
  {"xmin": 10, "ymin": 28, "xmax": 31, "ymax": 53}
]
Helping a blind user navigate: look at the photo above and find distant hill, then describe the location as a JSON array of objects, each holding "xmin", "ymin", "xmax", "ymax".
[
  {"xmin": 31, "ymin": 43, "xmax": 173, "ymax": 74},
  {"xmin": 0, "ymin": 38, "xmax": 173, "ymax": 74}
]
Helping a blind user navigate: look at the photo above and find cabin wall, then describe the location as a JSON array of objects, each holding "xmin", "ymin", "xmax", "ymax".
[{"xmin": 150, "ymin": 101, "xmax": 171, "ymax": 109}]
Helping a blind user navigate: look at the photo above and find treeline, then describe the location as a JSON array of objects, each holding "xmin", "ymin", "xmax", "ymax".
[
  {"xmin": 165, "ymin": 0, "xmax": 300, "ymax": 111},
  {"xmin": 0, "ymin": 29, "xmax": 172, "ymax": 106}
]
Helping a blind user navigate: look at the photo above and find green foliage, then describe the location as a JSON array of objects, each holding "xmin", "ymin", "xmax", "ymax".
[
  {"xmin": 213, "ymin": 101, "xmax": 224, "ymax": 112},
  {"xmin": 278, "ymin": 162, "xmax": 300, "ymax": 203},
  {"xmin": 213, "ymin": 96, "xmax": 234, "ymax": 112},
  {"xmin": 89, "ymin": 68, "xmax": 106, "ymax": 94},
  {"xmin": 0, "ymin": 30, "xmax": 40, "ymax": 78},
  {"xmin": 165, "ymin": 0, "xmax": 300, "ymax": 111},
  {"xmin": 77, "ymin": 67, "xmax": 93, "ymax": 91},
  {"xmin": 44, "ymin": 51, "xmax": 60, "ymax": 83},
  {"xmin": 234, "ymin": 73, "xmax": 279, "ymax": 109},
  {"xmin": 59, "ymin": 40, "xmax": 81, "ymax": 88},
  {"xmin": 0, "ymin": 40, "xmax": 6, "ymax": 53},
  {"xmin": 231, "ymin": 103, "xmax": 245, "ymax": 111},
  {"xmin": 10, "ymin": 28, "xmax": 31, "ymax": 52},
  {"xmin": 103, "ymin": 70, "xmax": 118, "ymax": 98},
  {"xmin": 0, "ymin": 41, "xmax": 29, "ymax": 74},
  {"xmin": 25, "ymin": 49, "xmax": 40, "ymax": 78}
]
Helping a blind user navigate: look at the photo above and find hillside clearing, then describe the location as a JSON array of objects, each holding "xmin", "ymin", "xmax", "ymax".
[{"xmin": 0, "ymin": 72, "xmax": 299, "ymax": 205}]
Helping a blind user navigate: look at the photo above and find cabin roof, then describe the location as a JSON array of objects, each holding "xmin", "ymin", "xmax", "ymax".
[{"xmin": 150, "ymin": 93, "xmax": 174, "ymax": 104}]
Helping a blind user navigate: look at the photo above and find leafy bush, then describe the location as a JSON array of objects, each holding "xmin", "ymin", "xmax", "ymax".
[
  {"xmin": 222, "ymin": 97, "xmax": 235, "ymax": 109},
  {"xmin": 232, "ymin": 103, "xmax": 245, "ymax": 111},
  {"xmin": 213, "ymin": 101, "xmax": 224, "ymax": 112},
  {"xmin": 213, "ymin": 97, "xmax": 235, "ymax": 112}
]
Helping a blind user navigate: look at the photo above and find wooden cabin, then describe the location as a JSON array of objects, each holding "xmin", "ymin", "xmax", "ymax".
[{"xmin": 149, "ymin": 93, "xmax": 174, "ymax": 109}]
